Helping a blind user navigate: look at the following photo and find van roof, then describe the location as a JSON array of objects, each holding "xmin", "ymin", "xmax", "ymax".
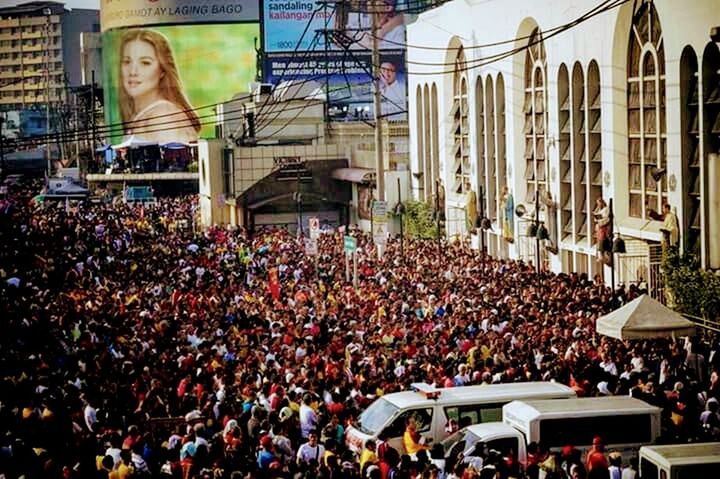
[
  {"xmin": 504, "ymin": 397, "xmax": 660, "ymax": 421},
  {"xmin": 383, "ymin": 382, "xmax": 576, "ymax": 409},
  {"xmin": 640, "ymin": 443, "xmax": 720, "ymax": 466}
]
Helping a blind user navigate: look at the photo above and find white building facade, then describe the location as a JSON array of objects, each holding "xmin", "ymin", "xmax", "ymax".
[{"xmin": 407, "ymin": 0, "xmax": 720, "ymax": 290}]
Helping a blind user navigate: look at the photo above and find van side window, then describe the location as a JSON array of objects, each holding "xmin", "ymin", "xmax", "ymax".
[
  {"xmin": 640, "ymin": 458, "xmax": 658, "ymax": 479},
  {"xmin": 486, "ymin": 437, "xmax": 519, "ymax": 459},
  {"xmin": 385, "ymin": 408, "xmax": 433, "ymax": 437},
  {"xmin": 539, "ymin": 414, "xmax": 652, "ymax": 448},
  {"xmin": 445, "ymin": 403, "xmax": 504, "ymax": 429}
]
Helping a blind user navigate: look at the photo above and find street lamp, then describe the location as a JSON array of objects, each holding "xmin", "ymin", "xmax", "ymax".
[
  {"xmin": 608, "ymin": 198, "xmax": 626, "ymax": 292},
  {"xmin": 475, "ymin": 186, "xmax": 492, "ymax": 256},
  {"xmin": 433, "ymin": 179, "xmax": 445, "ymax": 258},
  {"xmin": 524, "ymin": 190, "xmax": 549, "ymax": 276},
  {"xmin": 393, "ymin": 177, "xmax": 405, "ymax": 262}
]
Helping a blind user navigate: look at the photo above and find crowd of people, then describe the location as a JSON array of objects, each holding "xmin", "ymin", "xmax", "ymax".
[{"xmin": 1, "ymin": 181, "xmax": 719, "ymax": 479}]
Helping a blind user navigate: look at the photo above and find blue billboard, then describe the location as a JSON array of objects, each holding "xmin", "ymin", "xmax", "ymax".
[{"xmin": 262, "ymin": 0, "xmax": 411, "ymax": 120}]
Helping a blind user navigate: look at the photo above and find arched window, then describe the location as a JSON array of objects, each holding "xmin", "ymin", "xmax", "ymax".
[
  {"xmin": 680, "ymin": 46, "xmax": 699, "ymax": 254},
  {"xmin": 523, "ymin": 27, "xmax": 548, "ymax": 204},
  {"xmin": 701, "ymin": 42, "xmax": 720, "ymax": 266},
  {"xmin": 452, "ymin": 47, "xmax": 470, "ymax": 194},
  {"xmin": 485, "ymin": 76, "xmax": 496, "ymax": 220},
  {"xmin": 423, "ymin": 84, "xmax": 432, "ymax": 200},
  {"xmin": 475, "ymin": 77, "xmax": 485, "ymax": 199},
  {"xmin": 431, "ymin": 83, "xmax": 440, "ymax": 194},
  {"xmin": 496, "ymin": 73, "xmax": 507, "ymax": 218},
  {"xmin": 627, "ymin": 1, "xmax": 666, "ymax": 218},
  {"xmin": 415, "ymin": 85, "xmax": 425, "ymax": 199}
]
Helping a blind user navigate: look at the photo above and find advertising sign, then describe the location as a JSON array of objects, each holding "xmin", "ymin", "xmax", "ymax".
[
  {"xmin": 102, "ymin": 23, "xmax": 259, "ymax": 144},
  {"xmin": 262, "ymin": 0, "xmax": 411, "ymax": 120},
  {"xmin": 101, "ymin": 0, "xmax": 260, "ymax": 32}
]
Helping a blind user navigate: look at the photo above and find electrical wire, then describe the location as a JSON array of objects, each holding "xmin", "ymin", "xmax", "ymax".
[{"xmin": 372, "ymin": 0, "xmax": 621, "ymax": 52}]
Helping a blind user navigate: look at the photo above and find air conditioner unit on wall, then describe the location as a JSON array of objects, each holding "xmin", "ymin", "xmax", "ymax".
[{"xmin": 254, "ymin": 83, "xmax": 273, "ymax": 103}]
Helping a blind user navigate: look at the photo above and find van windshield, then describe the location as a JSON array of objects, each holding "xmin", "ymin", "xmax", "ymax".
[{"xmin": 356, "ymin": 398, "xmax": 399, "ymax": 435}]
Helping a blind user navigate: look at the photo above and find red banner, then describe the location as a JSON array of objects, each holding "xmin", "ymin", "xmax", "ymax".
[{"xmin": 268, "ymin": 267, "xmax": 280, "ymax": 301}]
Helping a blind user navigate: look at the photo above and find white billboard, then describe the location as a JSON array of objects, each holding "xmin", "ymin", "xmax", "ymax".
[{"xmin": 100, "ymin": 0, "xmax": 260, "ymax": 32}]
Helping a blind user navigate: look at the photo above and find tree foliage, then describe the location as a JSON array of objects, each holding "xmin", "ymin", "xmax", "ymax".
[
  {"xmin": 402, "ymin": 200, "xmax": 442, "ymax": 239},
  {"xmin": 661, "ymin": 247, "xmax": 720, "ymax": 320}
]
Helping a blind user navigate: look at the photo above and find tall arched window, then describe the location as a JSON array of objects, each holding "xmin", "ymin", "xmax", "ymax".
[
  {"xmin": 415, "ymin": 85, "xmax": 425, "ymax": 199},
  {"xmin": 680, "ymin": 46, "xmax": 699, "ymax": 255},
  {"xmin": 627, "ymin": 1, "xmax": 667, "ymax": 218},
  {"xmin": 524, "ymin": 27, "xmax": 548, "ymax": 204},
  {"xmin": 452, "ymin": 47, "xmax": 470, "ymax": 194},
  {"xmin": 431, "ymin": 83, "xmax": 440, "ymax": 192},
  {"xmin": 701, "ymin": 42, "xmax": 720, "ymax": 267},
  {"xmin": 485, "ymin": 77, "xmax": 496, "ymax": 221},
  {"xmin": 496, "ymin": 73, "xmax": 507, "ymax": 218},
  {"xmin": 423, "ymin": 84, "xmax": 432, "ymax": 200},
  {"xmin": 475, "ymin": 77, "xmax": 485, "ymax": 199}
]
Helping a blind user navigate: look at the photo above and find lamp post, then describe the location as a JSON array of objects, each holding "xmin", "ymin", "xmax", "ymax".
[
  {"xmin": 295, "ymin": 166, "xmax": 303, "ymax": 236},
  {"xmin": 393, "ymin": 177, "xmax": 405, "ymax": 263},
  {"xmin": 434, "ymin": 179, "xmax": 443, "ymax": 258},
  {"xmin": 608, "ymin": 198, "xmax": 626, "ymax": 293},
  {"xmin": 524, "ymin": 190, "xmax": 549, "ymax": 282}
]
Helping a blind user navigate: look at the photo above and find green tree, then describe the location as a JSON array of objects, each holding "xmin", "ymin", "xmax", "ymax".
[
  {"xmin": 662, "ymin": 248, "xmax": 720, "ymax": 320},
  {"xmin": 402, "ymin": 200, "xmax": 443, "ymax": 239}
]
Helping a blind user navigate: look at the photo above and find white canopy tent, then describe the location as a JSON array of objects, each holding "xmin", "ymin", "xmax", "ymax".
[
  {"xmin": 596, "ymin": 294, "xmax": 696, "ymax": 340},
  {"xmin": 111, "ymin": 135, "xmax": 158, "ymax": 150}
]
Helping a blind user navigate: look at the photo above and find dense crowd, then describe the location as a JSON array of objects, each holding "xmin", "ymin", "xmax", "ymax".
[{"xmin": 1, "ymin": 181, "xmax": 719, "ymax": 479}]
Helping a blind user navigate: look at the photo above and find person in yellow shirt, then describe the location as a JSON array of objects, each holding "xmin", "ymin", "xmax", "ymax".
[
  {"xmin": 403, "ymin": 416, "xmax": 431, "ymax": 455},
  {"xmin": 359, "ymin": 439, "xmax": 378, "ymax": 473}
]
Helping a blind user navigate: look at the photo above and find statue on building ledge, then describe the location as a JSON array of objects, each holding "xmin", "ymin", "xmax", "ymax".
[{"xmin": 647, "ymin": 202, "xmax": 680, "ymax": 249}]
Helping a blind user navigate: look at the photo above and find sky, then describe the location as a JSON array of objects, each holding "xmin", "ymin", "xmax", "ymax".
[{"xmin": 0, "ymin": 0, "xmax": 100, "ymax": 9}]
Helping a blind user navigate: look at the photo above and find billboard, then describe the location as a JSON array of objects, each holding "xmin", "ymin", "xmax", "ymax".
[
  {"xmin": 102, "ymin": 23, "xmax": 259, "ymax": 144},
  {"xmin": 100, "ymin": 0, "xmax": 260, "ymax": 32},
  {"xmin": 262, "ymin": 0, "xmax": 411, "ymax": 120}
]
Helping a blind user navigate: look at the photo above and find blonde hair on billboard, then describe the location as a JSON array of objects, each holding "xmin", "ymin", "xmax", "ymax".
[{"xmin": 118, "ymin": 29, "xmax": 201, "ymax": 133}]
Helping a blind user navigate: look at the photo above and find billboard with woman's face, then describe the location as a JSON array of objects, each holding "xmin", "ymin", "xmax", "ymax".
[{"xmin": 102, "ymin": 23, "xmax": 259, "ymax": 144}]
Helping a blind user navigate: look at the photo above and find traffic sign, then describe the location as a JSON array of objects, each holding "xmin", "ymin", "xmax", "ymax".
[
  {"xmin": 309, "ymin": 217, "xmax": 320, "ymax": 239},
  {"xmin": 372, "ymin": 200, "xmax": 387, "ymax": 221},
  {"xmin": 344, "ymin": 235, "xmax": 357, "ymax": 253},
  {"xmin": 304, "ymin": 237, "xmax": 318, "ymax": 256}
]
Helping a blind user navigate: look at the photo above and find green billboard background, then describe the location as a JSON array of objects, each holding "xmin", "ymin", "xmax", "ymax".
[{"xmin": 102, "ymin": 23, "xmax": 259, "ymax": 144}]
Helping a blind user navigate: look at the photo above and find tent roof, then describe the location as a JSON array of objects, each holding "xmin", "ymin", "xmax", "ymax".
[
  {"xmin": 596, "ymin": 294, "xmax": 696, "ymax": 340},
  {"xmin": 111, "ymin": 135, "xmax": 158, "ymax": 150}
]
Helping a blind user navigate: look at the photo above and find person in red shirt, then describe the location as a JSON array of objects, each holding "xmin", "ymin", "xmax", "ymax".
[{"xmin": 585, "ymin": 436, "xmax": 609, "ymax": 474}]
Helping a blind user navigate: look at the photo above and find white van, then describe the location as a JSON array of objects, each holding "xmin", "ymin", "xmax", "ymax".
[
  {"xmin": 639, "ymin": 443, "xmax": 720, "ymax": 479},
  {"xmin": 344, "ymin": 382, "xmax": 576, "ymax": 453},
  {"xmin": 442, "ymin": 397, "xmax": 661, "ymax": 471}
]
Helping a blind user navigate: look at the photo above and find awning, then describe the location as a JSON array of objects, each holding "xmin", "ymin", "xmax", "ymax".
[
  {"xmin": 161, "ymin": 142, "xmax": 191, "ymax": 150},
  {"xmin": 330, "ymin": 167, "xmax": 376, "ymax": 184},
  {"xmin": 112, "ymin": 135, "xmax": 158, "ymax": 150}
]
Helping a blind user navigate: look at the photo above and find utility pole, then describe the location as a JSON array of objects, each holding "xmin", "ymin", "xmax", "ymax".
[
  {"xmin": 0, "ymin": 114, "xmax": 5, "ymax": 179},
  {"xmin": 44, "ymin": 8, "xmax": 52, "ymax": 179},
  {"xmin": 91, "ymin": 70, "xmax": 97, "ymax": 150},
  {"xmin": 371, "ymin": 2, "xmax": 385, "ymax": 202}
]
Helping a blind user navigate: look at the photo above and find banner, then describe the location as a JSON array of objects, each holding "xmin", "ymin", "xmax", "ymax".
[
  {"xmin": 268, "ymin": 267, "xmax": 281, "ymax": 300},
  {"xmin": 263, "ymin": 0, "xmax": 412, "ymax": 120},
  {"xmin": 263, "ymin": 50, "xmax": 406, "ymax": 120},
  {"xmin": 102, "ymin": 23, "xmax": 259, "ymax": 144},
  {"xmin": 101, "ymin": 0, "xmax": 260, "ymax": 32}
]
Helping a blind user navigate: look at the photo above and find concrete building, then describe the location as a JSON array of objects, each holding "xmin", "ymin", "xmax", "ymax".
[
  {"xmin": 199, "ymin": 83, "xmax": 410, "ymax": 232},
  {"xmin": 407, "ymin": 0, "xmax": 720, "ymax": 294},
  {"xmin": 0, "ymin": 1, "xmax": 99, "ymax": 112}
]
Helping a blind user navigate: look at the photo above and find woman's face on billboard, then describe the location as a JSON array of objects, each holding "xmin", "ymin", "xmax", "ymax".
[{"xmin": 122, "ymin": 39, "xmax": 162, "ymax": 101}]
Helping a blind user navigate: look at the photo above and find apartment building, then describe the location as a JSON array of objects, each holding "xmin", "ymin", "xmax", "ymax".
[{"xmin": 0, "ymin": 1, "xmax": 99, "ymax": 112}]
